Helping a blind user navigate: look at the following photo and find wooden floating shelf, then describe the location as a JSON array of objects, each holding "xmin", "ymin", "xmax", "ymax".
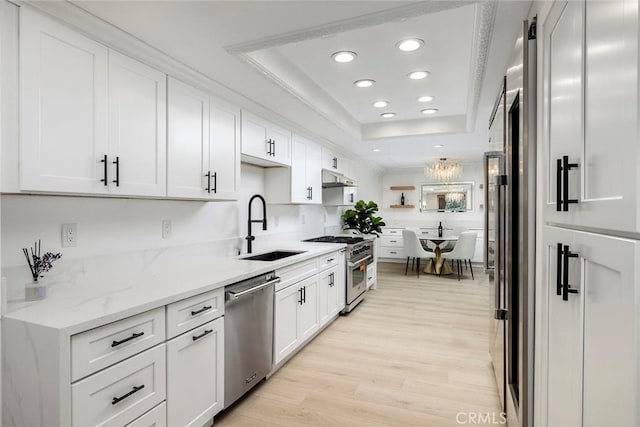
[
  {"xmin": 390, "ymin": 186, "xmax": 415, "ymax": 191},
  {"xmin": 390, "ymin": 204, "xmax": 415, "ymax": 209}
]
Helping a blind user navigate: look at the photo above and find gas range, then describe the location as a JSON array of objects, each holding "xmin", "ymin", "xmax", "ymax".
[{"xmin": 303, "ymin": 235, "xmax": 372, "ymax": 262}]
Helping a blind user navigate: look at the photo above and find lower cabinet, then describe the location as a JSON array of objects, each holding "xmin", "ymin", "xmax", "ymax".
[
  {"xmin": 166, "ymin": 317, "xmax": 224, "ymax": 427},
  {"xmin": 318, "ymin": 266, "xmax": 340, "ymax": 326},
  {"xmin": 274, "ymin": 275, "xmax": 319, "ymax": 365},
  {"xmin": 542, "ymin": 226, "xmax": 640, "ymax": 427}
]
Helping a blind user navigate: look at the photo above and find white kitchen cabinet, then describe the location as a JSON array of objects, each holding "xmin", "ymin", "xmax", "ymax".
[
  {"xmin": 318, "ymin": 266, "xmax": 339, "ymax": 327},
  {"xmin": 166, "ymin": 318, "xmax": 224, "ymax": 427},
  {"xmin": 322, "ymin": 186, "xmax": 357, "ymax": 206},
  {"xmin": 265, "ymin": 134, "xmax": 322, "ymax": 204},
  {"xmin": 379, "ymin": 228, "xmax": 405, "ymax": 259},
  {"xmin": 321, "ymin": 146, "xmax": 343, "ymax": 174},
  {"xmin": 126, "ymin": 403, "xmax": 166, "ymax": 427},
  {"xmin": 273, "ymin": 275, "xmax": 319, "ymax": 365},
  {"xmin": 167, "ymin": 78, "xmax": 240, "ymax": 200},
  {"xmin": 240, "ymin": 110, "xmax": 291, "ymax": 166},
  {"xmin": 19, "ymin": 7, "xmax": 109, "ymax": 194},
  {"xmin": 542, "ymin": 226, "xmax": 640, "ymax": 427},
  {"xmin": 366, "ymin": 262, "xmax": 376, "ymax": 289},
  {"xmin": 108, "ymin": 50, "xmax": 167, "ymax": 197},
  {"xmin": 543, "ymin": 0, "xmax": 640, "ymax": 233}
]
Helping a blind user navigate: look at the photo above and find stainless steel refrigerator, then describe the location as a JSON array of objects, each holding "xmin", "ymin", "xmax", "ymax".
[{"xmin": 485, "ymin": 18, "xmax": 536, "ymax": 427}]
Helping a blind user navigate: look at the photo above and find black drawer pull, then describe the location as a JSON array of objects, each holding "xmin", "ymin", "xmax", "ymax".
[
  {"xmin": 562, "ymin": 156, "xmax": 579, "ymax": 211},
  {"xmin": 100, "ymin": 154, "xmax": 108, "ymax": 186},
  {"xmin": 562, "ymin": 244, "xmax": 579, "ymax": 301},
  {"xmin": 212, "ymin": 172, "xmax": 217, "ymax": 194},
  {"xmin": 205, "ymin": 171, "xmax": 211, "ymax": 193},
  {"xmin": 112, "ymin": 156, "xmax": 120, "ymax": 187},
  {"xmin": 192, "ymin": 329, "xmax": 213, "ymax": 341},
  {"xmin": 191, "ymin": 305, "xmax": 212, "ymax": 316},
  {"xmin": 111, "ymin": 332, "xmax": 144, "ymax": 347},
  {"xmin": 112, "ymin": 385, "xmax": 144, "ymax": 405},
  {"xmin": 556, "ymin": 243, "xmax": 563, "ymax": 296},
  {"xmin": 556, "ymin": 159, "xmax": 562, "ymax": 211}
]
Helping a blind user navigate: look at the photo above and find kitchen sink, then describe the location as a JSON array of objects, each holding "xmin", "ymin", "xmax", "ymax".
[{"xmin": 241, "ymin": 250, "xmax": 306, "ymax": 262}]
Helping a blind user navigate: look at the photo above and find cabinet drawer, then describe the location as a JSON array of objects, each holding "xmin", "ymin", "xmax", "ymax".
[
  {"xmin": 366, "ymin": 263, "xmax": 376, "ymax": 287},
  {"xmin": 380, "ymin": 236, "xmax": 403, "ymax": 247},
  {"xmin": 126, "ymin": 402, "xmax": 166, "ymax": 427},
  {"xmin": 72, "ymin": 345, "xmax": 166, "ymax": 427},
  {"xmin": 275, "ymin": 258, "xmax": 317, "ymax": 291},
  {"xmin": 317, "ymin": 251, "xmax": 340, "ymax": 271},
  {"xmin": 166, "ymin": 288, "xmax": 224, "ymax": 339},
  {"xmin": 381, "ymin": 228, "xmax": 403, "ymax": 236},
  {"xmin": 71, "ymin": 307, "xmax": 165, "ymax": 381},
  {"xmin": 380, "ymin": 247, "xmax": 404, "ymax": 258}
]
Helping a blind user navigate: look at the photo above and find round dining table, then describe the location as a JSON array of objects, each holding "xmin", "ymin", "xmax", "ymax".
[{"xmin": 420, "ymin": 236, "xmax": 458, "ymax": 275}]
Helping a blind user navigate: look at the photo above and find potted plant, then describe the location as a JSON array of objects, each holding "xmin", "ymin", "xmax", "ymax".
[
  {"xmin": 22, "ymin": 240, "xmax": 62, "ymax": 300},
  {"xmin": 342, "ymin": 200, "xmax": 386, "ymax": 236}
]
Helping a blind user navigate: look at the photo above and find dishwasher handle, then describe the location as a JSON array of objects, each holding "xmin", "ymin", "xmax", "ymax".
[{"xmin": 226, "ymin": 277, "xmax": 280, "ymax": 301}]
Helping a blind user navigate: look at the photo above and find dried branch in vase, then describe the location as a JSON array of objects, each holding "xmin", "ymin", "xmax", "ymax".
[{"xmin": 22, "ymin": 240, "xmax": 62, "ymax": 282}]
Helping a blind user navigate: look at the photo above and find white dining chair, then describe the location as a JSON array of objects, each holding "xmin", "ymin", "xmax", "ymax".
[
  {"xmin": 441, "ymin": 231, "xmax": 477, "ymax": 281},
  {"xmin": 402, "ymin": 230, "xmax": 435, "ymax": 278}
]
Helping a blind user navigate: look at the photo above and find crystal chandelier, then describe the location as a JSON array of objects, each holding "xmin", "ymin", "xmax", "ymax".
[{"xmin": 424, "ymin": 158, "xmax": 463, "ymax": 182}]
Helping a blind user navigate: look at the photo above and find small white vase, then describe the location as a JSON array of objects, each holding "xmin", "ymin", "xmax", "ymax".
[{"xmin": 25, "ymin": 280, "xmax": 47, "ymax": 301}]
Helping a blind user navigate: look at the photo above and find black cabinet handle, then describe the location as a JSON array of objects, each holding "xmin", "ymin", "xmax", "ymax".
[
  {"xmin": 329, "ymin": 272, "xmax": 335, "ymax": 287},
  {"xmin": 100, "ymin": 154, "xmax": 108, "ymax": 186},
  {"xmin": 205, "ymin": 171, "xmax": 211, "ymax": 193},
  {"xmin": 191, "ymin": 305, "xmax": 212, "ymax": 316},
  {"xmin": 272, "ymin": 139, "xmax": 276, "ymax": 157},
  {"xmin": 310, "ymin": 187, "xmax": 313, "ymax": 200},
  {"xmin": 266, "ymin": 139, "xmax": 272, "ymax": 156},
  {"xmin": 562, "ymin": 244, "xmax": 579, "ymax": 301},
  {"xmin": 556, "ymin": 159, "xmax": 562, "ymax": 211},
  {"xmin": 556, "ymin": 243, "xmax": 563, "ymax": 296},
  {"xmin": 350, "ymin": 193, "xmax": 354, "ymax": 203},
  {"xmin": 306, "ymin": 187, "xmax": 311, "ymax": 200},
  {"xmin": 332, "ymin": 157, "xmax": 337, "ymax": 169},
  {"xmin": 298, "ymin": 287, "xmax": 303, "ymax": 305},
  {"xmin": 112, "ymin": 156, "xmax": 120, "ymax": 187},
  {"xmin": 302, "ymin": 286, "xmax": 306, "ymax": 303},
  {"xmin": 111, "ymin": 332, "xmax": 144, "ymax": 347},
  {"xmin": 112, "ymin": 385, "xmax": 144, "ymax": 405},
  {"xmin": 212, "ymin": 172, "xmax": 217, "ymax": 193},
  {"xmin": 562, "ymin": 156, "xmax": 579, "ymax": 211},
  {"xmin": 192, "ymin": 329, "xmax": 213, "ymax": 341}
]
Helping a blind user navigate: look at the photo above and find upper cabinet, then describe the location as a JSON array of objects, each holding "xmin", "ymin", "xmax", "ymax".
[
  {"xmin": 20, "ymin": 8, "xmax": 109, "ymax": 194},
  {"xmin": 321, "ymin": 147, "xmax": 343, "ymax": 174},
  {"xmin": 543, "ymin": 0, "xmax": 640, "ymax": 233},
  {"xmin": 241, "ymin": 111, "xmax": 291, "ymax": 167},
  {"xmin": 265, "ymin": 134, "xmax": 322, "ymax": 204},
  {"xmin": 19, "ymin": 9, "xmax": 167, "ymax": 197},
  {"xmin": 107, "ymin": 50, "xmax": 167, "ymax": 197},
  {"xmin": 167, "ymin": 78, "xmax": 240, "ymax": 201}
]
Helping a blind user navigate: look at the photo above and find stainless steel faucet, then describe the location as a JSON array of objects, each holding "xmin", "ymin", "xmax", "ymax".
[{"xmin": 246, "ymin": 194, "xmax": 267, "ymax": 254}]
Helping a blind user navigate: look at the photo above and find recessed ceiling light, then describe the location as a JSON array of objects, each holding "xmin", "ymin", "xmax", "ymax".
[
  {"xmin": 373, "ymin": 148, "xmax": 381, "ymax": 152},
  {"xmin": 331, "ymin": 51, "xmax": 357, "ymax": 63},
  {"xmin": 408, "ymin": 71, "xmax": 430, "ymax": 80},
  {"xmin": 418, "ymin": 95, "xmax": 434, "ymax": 103},
  {"xmin": 421, "ymin": 108, "xmax": 439, "ymax": 115},
  {"xmin": 354, "ymin": 79, "xmax": 375, "ymax": 88},
  {"xmin": 380, "ymin": 112, "xmax": 396, "ymax": 118},
  {"xmin": 397, "ymin": 38, "xmax": 424, "ymax": 52},
  {"xmin": 372, "ymin": 101, "xmax": 388, "ymax": 108},
  {"xmin": 434, "ymin": 144, "xmax": 444, "ymax": 148}
]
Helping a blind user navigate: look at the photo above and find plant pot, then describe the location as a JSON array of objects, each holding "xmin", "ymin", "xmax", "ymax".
[{"xmin": 25, "ymin": 280, "xmax": 47, "ymax": 301}]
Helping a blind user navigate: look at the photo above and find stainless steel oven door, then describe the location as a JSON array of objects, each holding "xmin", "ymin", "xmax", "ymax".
[{"xmin": 346, "ymin": 255, "xmax": 372, "ymax": 304}]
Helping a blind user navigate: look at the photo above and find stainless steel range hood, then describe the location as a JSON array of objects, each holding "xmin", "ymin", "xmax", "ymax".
[{"xmin": 322, "ymin": 170, "xmax": 357, "ymax": 188}]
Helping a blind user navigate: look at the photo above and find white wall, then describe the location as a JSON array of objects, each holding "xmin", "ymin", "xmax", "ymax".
[{"xmin": 380, "ymin": 161, "xmax": 484, "ymax": 230}]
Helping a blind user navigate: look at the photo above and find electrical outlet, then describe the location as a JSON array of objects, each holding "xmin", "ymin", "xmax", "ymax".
[
  {"xmin": 61, "ymin": 223, "xmax": 77, "ymax": 247},
  {"xmin": 162, "ymin": 220, "xmax": 172, "ymax": 239}
]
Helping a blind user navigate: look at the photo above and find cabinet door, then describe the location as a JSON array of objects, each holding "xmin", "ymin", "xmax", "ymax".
[
  {"xmin": 575, "ymin": 231, "xmax": 639, "ymax": 427},
  {"xmin": 297, "ymin": 276, "xmax": 319, "ymax": 342},
  {"xmin": 306, "ymin": 140, "xmax": 322, "ymax": 204},
  {"xmin": 543, "ymin": 1, "xmax": 583, "ymax": 223},
  {"xmin": 167, "ymin": 78, "xmax": 210, "ymax": 199},
  {"xmin": 336, "ymin": 250, "xmax": 346, "ymax": 311},
  {"xmin": 274, "ymin": 284, "xmax": 300, "ymax": 364},
  {"xmin": 290, "ymin": 136, "xmax": 308, "ymax": 204},
  {"xmin": 240, "ymin": 111, "xmax": 270, "ymax": 160},
  {"xmin": 19, "ymin": 8, "xmax": 108, "ymax": 194},
  {"xmin": 209, "ymin": 96, "xmax": 240, "ymax": 200},
  {"xmin": 167, "ymin": 318, "xmax": 224, "ymax": 427},
  {"xmin": 317, "ymin": 269, "xmax": 330, "ymax": 327},
  {"xmin": 326, "ymin": 267, "xmax": 339, "ymax": 318},
  {"xmin": 580, "ymin": 0, "xmax": 638, "ymax": 232},
  {"xmin": 344, "ymin": 187, "xmax": 357, "ymax": 205},
  {"xmin": 321, "ymin": 147, "xmax": 341, "ymax": 173},
  {"xmin": 108, "ymin": 50, "xmax": 166, "ymax": 197},
  {"xmin": 543, "ymin": 227, "xmax": 582, "ymax": 427},
  {"xmin": 269, "ymin": 124, "xmax": 292, "ymax": 166}
]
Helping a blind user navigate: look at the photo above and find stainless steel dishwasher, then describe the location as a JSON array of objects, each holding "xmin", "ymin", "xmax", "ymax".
[{"xmin": 224, "ymin": 271, "xmax": 279, "ymax": 408}]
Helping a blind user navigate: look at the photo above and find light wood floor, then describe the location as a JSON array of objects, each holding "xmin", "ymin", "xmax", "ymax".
[{"xmin": 216, "ymin": 262, "xmax": 502, "ymax": 427}]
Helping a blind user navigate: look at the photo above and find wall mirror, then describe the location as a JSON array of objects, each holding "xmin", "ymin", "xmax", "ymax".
[{"xmin": 420, "ymin": 182, "xmax": 474, "ymax": 212}]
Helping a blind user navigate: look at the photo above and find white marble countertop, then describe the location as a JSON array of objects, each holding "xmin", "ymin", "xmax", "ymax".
[{"xmin": 3, "ymin": 241, "xmax": 345, "ymax": 335}]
